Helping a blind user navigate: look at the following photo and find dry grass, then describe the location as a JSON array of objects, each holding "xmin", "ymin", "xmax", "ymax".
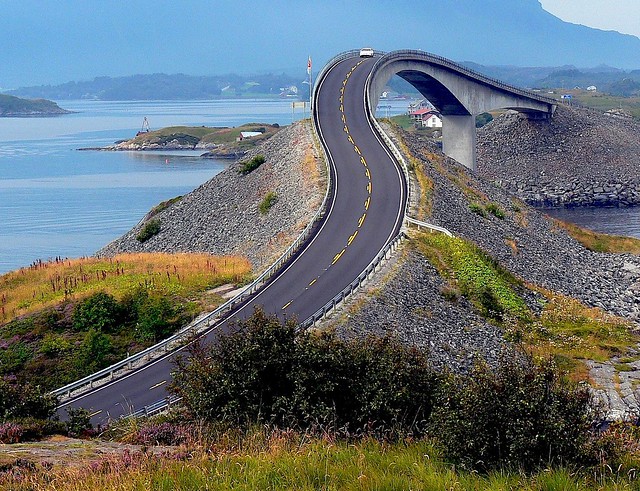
[
  {"xmin": 509, "ymin": 286, "xmax": 637, "ymax": 381},
  {"xmin": 554, "ymin": 218, "xmax": 640, "ymax": 254},
  {"xmin": 0, "ymin": 253, "xmax": 252, "ymax": 323}
]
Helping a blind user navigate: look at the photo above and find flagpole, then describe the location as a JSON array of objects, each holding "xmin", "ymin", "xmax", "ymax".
[{"xmin": 308, "ymin": 55, "xmax": 313, "ymax": 113}]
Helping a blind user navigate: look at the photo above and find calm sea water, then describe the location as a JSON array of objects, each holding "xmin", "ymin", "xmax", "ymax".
[
  {"xmin": 0, "ymin": 99, "xmax": 409, "ymax": 274},
  {"xmin": 0, "ymin": 99, "xmax": 313, "ymax": 273},
  {"xmin": 3, "ymin": 98, "xmax": 633, "ymax": 275},
  {"xmin": 543, "ymin": 207, "xmax": 640, "ymax": 240}
]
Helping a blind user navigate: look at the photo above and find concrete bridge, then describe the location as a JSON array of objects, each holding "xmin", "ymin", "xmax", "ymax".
[{"xmin": 367, "ymin": 50, "xmax": 557, "ymax": 171}]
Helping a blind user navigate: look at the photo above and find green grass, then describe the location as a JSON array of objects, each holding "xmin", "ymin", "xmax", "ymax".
[
  {"xmin": 415, "ymin": 233, "xmax": 529, "ymax": 321},
  {"xmin": 259, "ymin": 191, "xmax": 278, "ymax": 214},
  {"xmin": 560, "ymin": 89, "xmax": 640, "ymax": 119},
  {"xmin": 413, "ymin": 231, "xmax": 636, "ymax": 380},
  {"xmin": 5, "ymin": 433, "xmax": 640, "ymax": 490}
]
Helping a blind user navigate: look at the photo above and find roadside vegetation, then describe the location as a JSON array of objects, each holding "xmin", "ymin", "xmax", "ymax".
[
  {"xmin": 0, "ymin": 253, "xmax": 251, "ymax": 390},
  {"xmin": 553, "ymin": 217, "xmax": 640, "ymax": 254},
  {"xmin": 413, "ymin": 232, "xmax": 637, "ymax": 381},
  {"xmin": 4, "ymin": 310, "xmax": 640, "ymax": 489}
]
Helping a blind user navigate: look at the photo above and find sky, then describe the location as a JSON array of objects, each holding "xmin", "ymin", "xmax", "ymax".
[
  {"xmin": 1, "ymin": 0, "xmax": 640, "ymax": 89},
  {"xmin": 540, "ymin": 0, "xmax": 640, "ymax": 38}
]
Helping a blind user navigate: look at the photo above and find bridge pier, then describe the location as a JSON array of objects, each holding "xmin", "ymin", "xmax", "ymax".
[{"xmin": 442, "ymin": 114, "xmax": 477, "ymax": 172}]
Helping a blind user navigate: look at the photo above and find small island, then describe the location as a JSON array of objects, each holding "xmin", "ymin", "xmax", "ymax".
[
  {"xmin": 81, "ymin": 122, "xmax": 281, "ymax": 159},
  {"xmin": 0, "ymin": 93, "xmax": 72, "ymax": 117}
]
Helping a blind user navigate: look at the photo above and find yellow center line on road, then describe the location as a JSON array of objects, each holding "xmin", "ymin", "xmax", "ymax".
[
  {"xmin": 358, "ymin": 213, "xmax": 366, "ymax": 227},
  {"xmin": 282, "ymin": 300, "xmax": 293, "ymax": 310},
  {"xmin": 360, "ymin": 156, "xmax": 367, "ymax": 167},
  {"xmin": 344, "ymin": 125, "xmax": 349, "ymax": 134},
  {"xmin": 341, "ymin": 113, "xmax": 346, "ymax": 123},
  {"xmin": 354, "ymin": 145, "xmax": 361, "ymax": 155},
  {"xmin": 367, "ymin": 181, "xmax": 372, "ymax": 194},
  {"xmin": 348, "ymin": 135, "xmax": 354, "ymax": 144},
  {"xmin": 149, "ymin": 380, "xmax": 167, "ymax": 390},
  {"xmin": 309, "ymin": 278, "xmax": 317, "ymax": 287},
  {"xmin": 348, "ymin": 230, "xmax": 359, "ymax": 245},
  {"xmin": 332, "ymin": 249, "xmax": 346, "ymax": 265},
  {"xmin": 89, "ymin": 410, "xmax": 103, "ymax": 418},
  {"xmin": 364, "ymin": 197, "xmax": 370, "ymax": 210},
  {"xmin": 339, "ymin": 104, "xmax": 344, "ymax": 113},
  {"xmin": 365, "ymin": 168, "xmax": 370, "ymax": 179}
]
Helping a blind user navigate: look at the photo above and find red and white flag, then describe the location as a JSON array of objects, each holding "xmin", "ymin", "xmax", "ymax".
[{"xmin": 307, "ymin": 56, "xmax": 312, "ymax": 75}]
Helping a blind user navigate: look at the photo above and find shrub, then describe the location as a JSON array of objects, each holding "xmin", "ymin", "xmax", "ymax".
[
  {"xmin": 75, "ymin": 328, "xmax": 112, "ymax": 373},
  {"xmin": 72, "ymin": 292, "xmax": 121, "ymax": 332},
  {"xmin": 486, "ymin": 202, "xmax": 505, "ymax": 219},
  {"xmin": 469, "ymin": 202, "xmax": 487, "ymax": 218},
  {"xmin": 0, "ymin": 380, "xmax": 58, "ymax": 421},
  {"xmin": 259, "ymin": 191, "xmax": 278, "ymax": 215},
  {"xmin": 135, "ymin": 422, "xmax": 187, "ymax": 445},
  {"xmin": 239, "ymin": 154, "xmax": 266, "ymax": 175},
  {"xmin": 169, "ymin": 308, "xmax": 438, "ymax": 436},
  {"xmin": 430, "ymin": 354, "xmax": 595, "ymax": 472},
  {"xmin": 66, "ymin": 407, "xmax": 93, "ymax": 438},
  {"xmin": 136, "ymin": 218, "xmax": 161, "ymax": 242},
  {"xmin": 0, "ymin": 422, "xmax": 23, "ymax": 443},
  {"xmin": 135, "ymin": 294, "xmax": 176, "ymax": 342}
]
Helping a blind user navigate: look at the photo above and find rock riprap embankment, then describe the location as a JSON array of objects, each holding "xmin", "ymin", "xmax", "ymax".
[
  {"xmin": 97, "ymin": 121, "xmax": 325, "ymax": 270},
  {"xmin": 333, "ymin": 125, "xmax": 640, "ymax": 388},
  {"xmin": 477, "ymin": 105, "xmax": 640, "ymax": 207}
]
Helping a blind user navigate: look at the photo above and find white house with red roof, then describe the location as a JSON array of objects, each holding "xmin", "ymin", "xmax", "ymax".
[{"xmin": 409, "ymin": 108, "xmax": 443, "ymax": 128}]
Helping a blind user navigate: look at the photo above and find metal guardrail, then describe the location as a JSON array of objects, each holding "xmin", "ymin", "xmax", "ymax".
[
  {"xmin": 405, "ymin": 217, "xmax": 453, "ymax": 236},
  {"xmin": 71, "ymin": 51, "xmax": 458, "ymax": 418},
  {"xmin": 301, "ymin": 233, "xmax": 405, "ymax": 328},
  {"xmin": 54, "ymin": 137, "xmax": 334, "ymax": 401}
]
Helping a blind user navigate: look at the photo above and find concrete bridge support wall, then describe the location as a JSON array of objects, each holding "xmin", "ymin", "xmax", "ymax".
[{"xmin": 442, "ymin": 115, "xmax": 477, "ymax": 171}]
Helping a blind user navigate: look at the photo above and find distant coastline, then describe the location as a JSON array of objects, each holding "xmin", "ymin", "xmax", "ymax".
[
  {"xmin": 78, "ymin": 123, "xmax": 281, "ymax": 159},
  {"xmin": 0, "ymin": 94, "xmax": 72, "ymax": 117}
]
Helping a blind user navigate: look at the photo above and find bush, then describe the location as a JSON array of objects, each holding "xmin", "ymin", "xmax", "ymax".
[
  {"xmin": 486, "ymin": 202, "xmax": 505, "ymax": 219},
  {"xmin": 66, "ymin": 407, "xmax": 93, "ymax": 438},
  {"xmin": 239, "ymin": 154, "xmax": 266, "ymax": 175},
  {"xmin": 0, "ymin": 422, "xmax": 23, "ymax": 443},
  {"xmin": 136, "ymin": 218, "xmax": 161, "ymax": 242},
  {"xmin": 72, "ymin": 292, "xmax": 121, "ymax": 332},
  {"xmin": 0, "ymin": 380, "xmax": 58, "ymax": 421},
  {"xmin": 75, "ymin": 328, "xmax": 113, "ymax": 373},
  {"xmin": 259, "ymin": 191, "xmax": 278, "ymax": 215},
  {"xmin": 430, "ymin": 354, "xmax": 595, "ymax": 472},
  {"xmin": 135, "ymin": 422, "xmax": 187, "ymax": 445},
  {"xmin": 169, "ymin": 308, "xmax": 438, "ymax": 436}
]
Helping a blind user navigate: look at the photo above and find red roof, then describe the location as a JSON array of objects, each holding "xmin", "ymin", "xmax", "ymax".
[{"xmin": 410, "ymin": 108, "xmax": 441, "ymax": 117}]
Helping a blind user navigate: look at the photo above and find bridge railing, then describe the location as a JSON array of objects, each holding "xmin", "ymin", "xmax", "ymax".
[
  {"xmin": 371, "ymin": 49, "xmax": 557, "ymax": 108},
  {"xmin": 53, "ymin": 132, "xmax": 335, "ymax": 402}
]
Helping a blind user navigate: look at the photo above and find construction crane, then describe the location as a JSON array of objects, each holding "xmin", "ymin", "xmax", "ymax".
[{"xmin": 136, "ymin": 117, "xmax": 150, "ymax": 136}]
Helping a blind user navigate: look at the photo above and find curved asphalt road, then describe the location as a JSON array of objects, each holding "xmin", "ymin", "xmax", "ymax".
[{"xmin": 59, "ymin": 55, "xmax": 406, "ymax": 424}]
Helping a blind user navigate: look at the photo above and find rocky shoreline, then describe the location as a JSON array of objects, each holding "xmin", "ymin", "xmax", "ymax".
[
  {"xmin": 97, "ymin": 109, "xmax": 640, "ymax": 417},
  {"xmin": 477, "ymin": 105, "xmax": 640, "ymax": 208},
  {"xmin": 97, "ymin": 121, "xmax": 326, "ymax": 270}
]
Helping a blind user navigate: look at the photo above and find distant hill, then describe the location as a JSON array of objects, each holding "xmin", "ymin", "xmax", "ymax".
[
  {"xmin": 7, "ymin": 73, "xmax": 304, "ymax": 101},
  {"xmin": 2, "ymin": 0, "xmax": 640, "ymax": 88},
  {"xmin": 0, "ymin": 94, "xmax": 71, "ymax": 116}
]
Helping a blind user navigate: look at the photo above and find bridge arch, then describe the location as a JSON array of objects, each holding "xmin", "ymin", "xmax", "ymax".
[{"xmin": 366, "ymin": 50, "xmax": 557, "ymax": 171}]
